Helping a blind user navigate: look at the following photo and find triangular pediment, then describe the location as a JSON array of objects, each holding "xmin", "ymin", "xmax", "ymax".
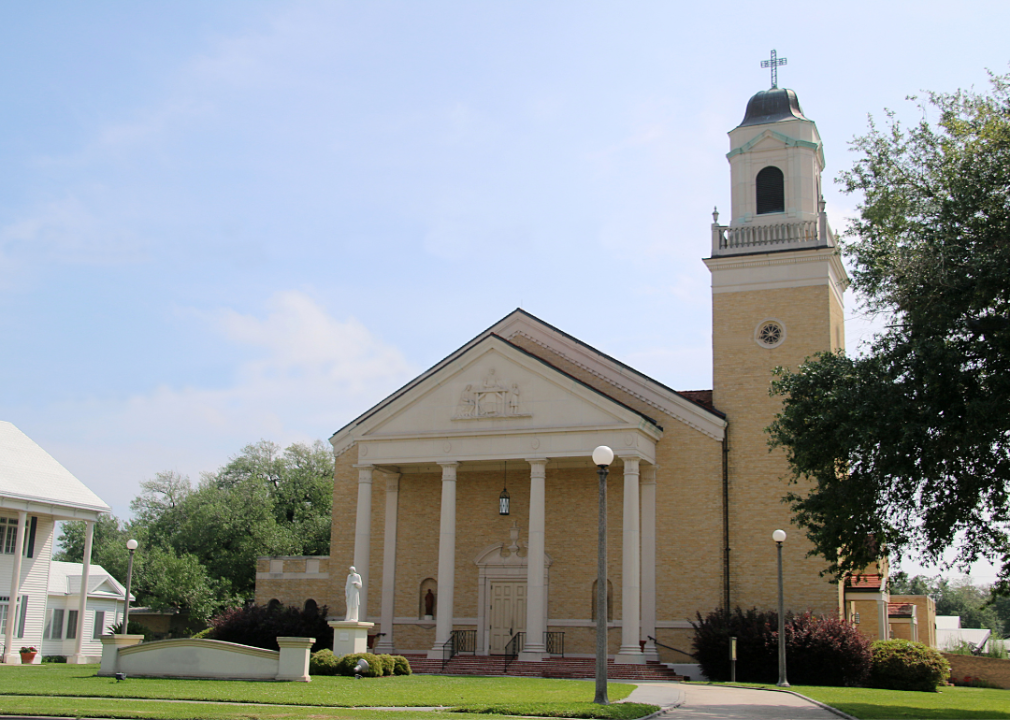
[
  {"xmin": 330, "ymin": 310, "xmax": 724, "ymax": 459},
  {"xmin": 356, "ymin": 335, "xmax": 654, "ymax": 441}
]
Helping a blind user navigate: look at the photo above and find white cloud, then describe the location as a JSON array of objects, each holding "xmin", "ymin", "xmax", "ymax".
[{"xmin": 22, "ymin": 291, "xmax": 416, "ymax": 517}]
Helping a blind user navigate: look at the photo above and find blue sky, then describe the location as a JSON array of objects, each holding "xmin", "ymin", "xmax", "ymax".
[{"xmin": 2, "ymin": 1, "xmax": 1007, "ymax": 581}]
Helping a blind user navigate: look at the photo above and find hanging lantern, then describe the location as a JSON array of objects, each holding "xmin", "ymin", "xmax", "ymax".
[{"xmin": 499, "ymin": 461, "xmax": 510, "ymax": 515}]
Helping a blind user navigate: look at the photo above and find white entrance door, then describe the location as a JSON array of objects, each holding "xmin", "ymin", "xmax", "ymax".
[{"xmin": 489, "ymin": 581, "xmax": 526, "ymax": 654}]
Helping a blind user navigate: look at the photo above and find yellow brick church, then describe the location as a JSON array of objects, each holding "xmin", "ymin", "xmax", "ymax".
[{"xmin": 256, "ymin": 86, "xmax": 928, "ymax": 668}]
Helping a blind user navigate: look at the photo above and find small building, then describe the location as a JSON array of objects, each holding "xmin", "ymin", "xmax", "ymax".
[
  {"xmin": 936, "ymin": 615, "xmax": 992, "ymax": 654},
  {"xmin": 1, "ymin": 420, "xmax": 111, "ymax": 664},
  {"xmin": 42, "ymin": 561, "xmax": 132, "ymax": 660}
]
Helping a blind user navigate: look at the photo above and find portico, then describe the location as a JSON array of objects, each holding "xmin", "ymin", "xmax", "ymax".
[{"xmin": 333, "ymin": 335, "xmax": 662, "ymax": 663}]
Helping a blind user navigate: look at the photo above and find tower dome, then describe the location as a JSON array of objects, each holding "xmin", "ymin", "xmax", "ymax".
[{"xmin": 738, "ymin": 88, "xmax": 807, "ymax": 127}]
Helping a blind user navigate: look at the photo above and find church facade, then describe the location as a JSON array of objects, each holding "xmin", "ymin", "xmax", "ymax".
[{"xmin": 256, "ymin": 86, "xmax": 854, "ymax": 664}]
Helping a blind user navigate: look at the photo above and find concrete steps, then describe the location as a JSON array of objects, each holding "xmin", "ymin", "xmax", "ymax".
[{"xmin": 403, "ymin": 654, "xmax": 684, "ymax": 680}]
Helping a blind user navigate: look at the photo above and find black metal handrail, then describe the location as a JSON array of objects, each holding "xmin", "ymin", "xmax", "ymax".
[
  {"xmin": 545, "ymin": 631, "xmax": 565, "ymax": 657},
  {"xmin": 441, "ymin": 630, "xmax": 477, "ymax": 670},
  {"xmin": 503, "ymin": 631, "xmax": 525, "ymax": 672},
  {"xmin": 647, "ymin": 634, "xmax": 697, "ymax": 660}
]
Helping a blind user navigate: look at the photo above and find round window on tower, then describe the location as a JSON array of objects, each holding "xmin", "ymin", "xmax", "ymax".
[{"xmin": 755, "ymin": 319, "xmax": 786, "ymax": 349}]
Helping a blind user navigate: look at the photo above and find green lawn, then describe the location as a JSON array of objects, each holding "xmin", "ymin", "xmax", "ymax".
[
  {"xmin": 0, "ymin": 664, "xmax": 651, "ymax": 719},
  {"xmin": 718, "ymin": 682, "xmax": 1010, "ymax": 719}
]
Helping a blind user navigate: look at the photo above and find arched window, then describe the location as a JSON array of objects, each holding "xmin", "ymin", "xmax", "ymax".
[
  {"xmin": 756, "ymin": 166, "xmax": 784, "ymax": 214},
  {"xmin": 590, "ymin": 579, "xmax": 614, "ymax": 622}
]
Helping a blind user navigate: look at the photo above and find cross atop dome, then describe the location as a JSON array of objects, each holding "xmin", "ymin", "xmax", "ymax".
[{"xmin": 761, "ymin": 49, "xmax": 787, "ymax": 89}]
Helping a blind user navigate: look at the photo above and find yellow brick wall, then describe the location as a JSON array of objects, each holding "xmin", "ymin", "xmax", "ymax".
[{"xmin": 712, "ymin": 284, "xmax": 841, "ymax": 616}]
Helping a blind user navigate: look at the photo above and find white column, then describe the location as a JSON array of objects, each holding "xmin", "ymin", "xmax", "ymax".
[
  {"xmin": 878, "ymin": 595, "xmax": 890, "ymax": 642},
  {"xmin": 640, "ymin": 465, "xmax": 659, "ymax": 661},
  {"xmin": 353, "ymin": 465, "xmax": 374, "ymax": 622},
  {"xmin": 375, "ymin": 472, "xmax": 400, "ymax": 654},
  {"xmin": 428, "ymin": 462, "xmax": 458, "ymax": 657},
  {"xmin": 616, "ymin": 457, "xmax": 645, "ymax": 663},
  {"xmin": 3, "ymin": 510, "xmax": 28, "ymax": 664},
  {"xmin": 69, "ymin": 520, "xmax": 95, "ymax": 664},
  {"xmin": 521, "ymin": 459, "xmax": 548, "ymax": 660}
]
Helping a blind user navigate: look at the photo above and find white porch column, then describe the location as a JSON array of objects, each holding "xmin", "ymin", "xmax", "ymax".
[
  {"xmin": 616, "ymin": 457, "xmax": 645, "ymax": 663},
  {"xmin": 2, "ymin": 510, "xmax": 28, "ymax": 664},
  {"xmin": 353, "ymin": 465, "xmax": 374, "ymax": 622},
  {"xmin": 521, "ymin": 458, "xmax": 548, "ymax": 661},
  {"xmin": 640, "ymin": 465, "xmax": 659, "ymax": 661},
  {"xmin": 375, "ymin": 472, "xmax": 400, "ymax": 654},
  {"xmin": 69, "ymin": 520, "xmax": 95, "ymax": 664},
  {"xmin": 428, "ymin": 462, "xmax": 458, "ymax": 657}
]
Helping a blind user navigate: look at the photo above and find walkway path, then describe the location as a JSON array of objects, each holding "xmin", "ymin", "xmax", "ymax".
[{"xmin": 621, "ymin": 681, "xmax": 850, "ymax": 720}]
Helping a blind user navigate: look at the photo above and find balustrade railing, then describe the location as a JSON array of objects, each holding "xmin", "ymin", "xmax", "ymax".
[{"xmin": 711, "ymin": 214, "xmax": 833, "ymax": 256}]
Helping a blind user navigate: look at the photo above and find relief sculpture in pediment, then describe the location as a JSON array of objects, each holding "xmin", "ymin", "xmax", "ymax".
[{"xmin": 453, "ymin": 368, "xmax": 531, "ymax": 420}]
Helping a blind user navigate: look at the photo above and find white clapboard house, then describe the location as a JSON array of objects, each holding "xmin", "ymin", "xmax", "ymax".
[{"xmin": 1, "ymin": 421, "xmax": 112, "ymax": 663}]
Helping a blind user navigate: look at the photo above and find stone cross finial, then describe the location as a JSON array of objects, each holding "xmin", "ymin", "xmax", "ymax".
[{"xmin": 761, "ymin": 49, "xmax": 788, "ymax": 89}]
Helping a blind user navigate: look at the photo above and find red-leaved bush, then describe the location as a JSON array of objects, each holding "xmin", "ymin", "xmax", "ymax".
[
  {"xmin": 692, "ymin": 607, "xmax": 871, "ymax": 686},
  {"xmin": 208, "ymin": 600, "xmax": 333, "ymax": 653}
]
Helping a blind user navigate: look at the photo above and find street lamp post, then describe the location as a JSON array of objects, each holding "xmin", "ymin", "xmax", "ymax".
[
  {"xmin": 773, "ymin": 529, "xmax": 789, "ymax": 687},
  {"xmin": 123, "ymin": 539, "xmax": 139, "ymax": 634},
  {"xmin": 592, "ymin": 445, "xmax": 614, "ymax": 706}
]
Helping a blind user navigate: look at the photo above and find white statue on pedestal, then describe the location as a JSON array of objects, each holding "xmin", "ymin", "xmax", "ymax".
[{"xmin": 345, "ymin": 566, "xmax": 362, "ymax": 622}]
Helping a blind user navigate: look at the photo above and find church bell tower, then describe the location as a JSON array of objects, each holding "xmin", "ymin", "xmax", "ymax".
[{"xmin": 704, "ymin": 82, "xmax": 849, "ymax": 613}]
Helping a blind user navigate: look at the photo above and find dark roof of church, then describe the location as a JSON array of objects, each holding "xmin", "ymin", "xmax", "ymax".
[{"xmin": 738, "ymin": 88, "xmax": 807, "ymax": 127}]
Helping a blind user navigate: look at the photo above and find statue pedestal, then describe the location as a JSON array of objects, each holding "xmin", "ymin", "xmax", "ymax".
[{"xmin": 328, "ymin": 620, "xmax": 374, "ymax": 657}]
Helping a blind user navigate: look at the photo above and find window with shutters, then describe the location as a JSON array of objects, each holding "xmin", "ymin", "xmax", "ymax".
[
  {"xmin": 93, "ymin": 610, "xmax": 106, "ymax": 639},
  {"xmin": 756, "ymin": 166, "xmax": 785, "ymax": 214},
  {"xmin": 67, "ymin": 609, "xmax": 79, "ymax": 639}
]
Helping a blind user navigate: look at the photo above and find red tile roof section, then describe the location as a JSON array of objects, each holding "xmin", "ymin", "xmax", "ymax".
[
  {"xmin": 888, "ymin": 603, "xmax": 915, "ymax": 616},
  {"xmin": 678, "ymin": 390, "xmax": 715, "ymax": 412},
  {"xmin": 846, "ymin": 574, "xmax": 884, "ymax": 590}
]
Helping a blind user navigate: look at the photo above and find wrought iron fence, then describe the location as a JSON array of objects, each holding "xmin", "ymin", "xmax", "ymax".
[
  {"xmin": 545, "ymin": 631, "xmax": 565, "ymax": 657},
  {"xmin": 441, "ymin": 629, "xmax": 477, "ymax": 670}
]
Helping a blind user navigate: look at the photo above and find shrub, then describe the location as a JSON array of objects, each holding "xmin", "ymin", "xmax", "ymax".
[
  {"xmin": 377, "ymin": 654, "xmax": 395, "ymax": 676},
  {"xmin": 692, "ymin": 607, "xmax": 778, "ymax": 683},
  {"xmin": 785, "ymin": 612, "xmax": 871, "ymax": 687},
  {"xmin": 41, "ymin": 655, "xmax": 67, "ymax": 663},
  {"xmin": 207, "ymin": 602, "xmax": 332, "ymax": 653},
  {"xmin": 191, "ymin": 627, "xmax": 213, "ymax": 639},
  {"xmin": 392, "ymin": 655, "xmax": 412, "ymax": 676},
  {"xmin": 692, "ymin": 607, "xmax": 871, "ymax": 686},
  {"xmin": 869, "ymin": 639, "xmax": 950, "ymax": 692},
  {"xmin": 109, "ymin": 621, "xmax": 155, "ymax": 641},
  {"xmin": 309, "ymin": 649, "xmax": 341, "ymax": 676},
  {"xmin": 336, "ymin": 652, "xmax": 383, "ymax": 677}
]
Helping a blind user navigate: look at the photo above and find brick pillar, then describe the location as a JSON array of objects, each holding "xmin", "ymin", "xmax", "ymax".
[{"xmin": 640, "ymin": 465, "xmax": 658, "ymax": 661}]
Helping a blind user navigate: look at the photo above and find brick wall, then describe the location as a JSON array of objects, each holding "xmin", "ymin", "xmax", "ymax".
[{"xmin": 943, "ymin": 653, "xmax": 1010, "ymax": 689}]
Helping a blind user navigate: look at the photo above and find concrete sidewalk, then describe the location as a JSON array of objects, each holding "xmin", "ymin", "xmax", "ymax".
[{"xmin": 621, "ymin": 681, "xmax": 848, "ymax": 719}]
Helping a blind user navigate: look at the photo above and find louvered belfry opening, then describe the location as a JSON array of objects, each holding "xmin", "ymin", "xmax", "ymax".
[{"xmin": 756, "ymin": 166, "xmax": 785, "ymax": 214}]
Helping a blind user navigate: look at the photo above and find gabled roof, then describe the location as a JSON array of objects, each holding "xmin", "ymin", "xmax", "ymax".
[
  {"xmin": 47, "ymin": 560, "xmax": 133, "ymax": 601},
  {"xmin": 0, "ymin": 421, "xmax": 110, "ymax": 515},
  {"xmin": 330, "ymin": 309, "xmax": 725, "ymax": 447}
]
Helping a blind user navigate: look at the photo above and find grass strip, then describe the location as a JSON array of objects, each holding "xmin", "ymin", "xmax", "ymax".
[
  {"xmin": 0, "ymin": 665, "xmax": 633, "ymax": 707},
  {"xmin": 453, "ymin": 702, "xmax": 659, "ymax": 718},
  {"xmin": 0, "ymin": 696, "xmax": 472, "ymax": 720},
  {"xmin": 709, "ymin": 682, "xmax": 1010, "ymax": 720}
]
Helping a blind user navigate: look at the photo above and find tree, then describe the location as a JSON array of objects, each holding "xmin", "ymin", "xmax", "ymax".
[
  {"xmin": 890, "ymin": 573, "xmax": 1004, "ymax": 634},
  {"xmin": 767, "ymin": 71, "xmax": 1010, "ymax": 594},
  {"xmin": 56, "ymin": 439, "xmax": 334, "ymax": 624}
]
